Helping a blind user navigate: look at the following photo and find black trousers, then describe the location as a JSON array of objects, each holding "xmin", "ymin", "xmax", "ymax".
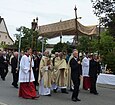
[
  {"xmin": 33, "ymin": 69, "xmax": 39, "ymax": 89},
  {"xmin": 90, "ymin": 76, "xmax": 97, "ymax": 93},
  {"xmin": 71, "ymin": 77, "xmax": 80, "ymax": 99},
  {"xmin": 1, "ymin": 67, "xmax": 8, "ymax": 79},
  {"xmin": 12, "ymin": 72, "xmax": 19, "ymax": 86},
  {"xmin": 0, "ymin": 67, "xmax": 3, "ymax": 76}
]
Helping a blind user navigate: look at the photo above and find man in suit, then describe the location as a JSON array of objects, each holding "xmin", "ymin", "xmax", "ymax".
[
  {"xmin": 0, "ymin": 51, "xmax": 4, "ymax": 78},
  {"xmin": 0, "ymin": 51, "xmax": 9, "ymax": 81},
  {"xmin": 33, "ymin": 50, "xmax": 40, "ymax": 90},
  {"xmin": 11, "ymin": 52, "xmax": 19, "ymax": 88},
  {"xmin": 69, "ymin": 50, "xmax": 82, "ymax": 102},
  {"xmin": 89, "ymin": 54, "xmax": 101, "ymax": 95}
]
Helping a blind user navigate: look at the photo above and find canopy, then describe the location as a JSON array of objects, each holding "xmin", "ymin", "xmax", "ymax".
[{"xmin": 38, "ymin": 19, "xmax": 97, "ymax": 38}]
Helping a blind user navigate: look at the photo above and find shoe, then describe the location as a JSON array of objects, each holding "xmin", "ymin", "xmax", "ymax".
[
  {"xmin": 14, "ymin": 86, "xmax": 18, "ymax": 89},
  {"xmin": 12, "ymin": 83, "xmax": 14, "ymax": 86},
  {"xmin": 62, "ymin": 91, "xmax": 68, "ymax": 94},
  {"xmin": 61, "ymin": 89, "xmax": 68, "ymax": 94},
  {"xmin": 35, "ymin": 95, "xmax": 40, "ymax": 98},
  {"xmin": 76, "ymin": 98, "xmax": 81, "ymax": 101},
  {"xmin": 61, "ymin": 88, "xmax": 68, "ymax": 94},
  {"xmin": 2, "ymin": 78, "xmax": 5, "ymax": 81},
  {"xmin": 93, "ymin": 92, "xmax": 99, "ymax": 95},
  {"xmin": 72, "ymin": 98, "xmax": 77, "ymax": 102},
  {"xmin": 65, "ymin": 91, "xmax": 69, "ymax": 94},
  {"xmin": 53, "ymin": 89, "xmax": 57, "ymax": 93},
  {"xmin": 45, "ymin": 94, "xmax": 51, "ymax": 96},
  {"xmin": 12, "ymin": 83, "xmax": 18, "ymax": 88},
  {"xmin": 32, "ymin": 95, "xmax": 40, "ymax": 99},
  {"xmin": 90, "ymin": 91, "xmax": 94, "ymax": 94}
]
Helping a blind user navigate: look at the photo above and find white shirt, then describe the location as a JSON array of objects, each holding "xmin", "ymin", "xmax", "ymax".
[
  {"xmin": 74, "ymin": 57, "xmax": 78, "ymax": 61},
  {"xmin": 19, "ymin": 55, "xmax": 35, "ymax": 82},
  {"xmin": 3, "ymin": 55, "xmax": 6, "ymax": 60}
]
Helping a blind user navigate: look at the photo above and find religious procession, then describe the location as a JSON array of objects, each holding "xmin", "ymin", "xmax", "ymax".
[
  {"xmin": 0, "ymin": 48, "xmax": 101, "ymax": 102},
  {"xmin": 0, "ymin": 1, "xmax": 115, "ymax": 105}
]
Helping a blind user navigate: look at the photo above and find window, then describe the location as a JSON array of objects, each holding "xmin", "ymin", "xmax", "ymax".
[
  {"xmin": 0, "ymin": 35, "xmax": 1, "ymax": 38},
  {"xmin": 5, "ymin": 36, "xmax": 7, "ymax": 39},
  {"xmin": 1, "ymin": 41, "xmax": 6, "ymax": 45},
  {"xmin": 8, "ymin": 42, "xmax": 10, "ymax": 44},
  {"xmin": 4, "ymin": 42, "xmax": 6, "ymax": 45},
  {"xmin": 1, "ymin": 41, "xmax": 4, "ymax": 45}
]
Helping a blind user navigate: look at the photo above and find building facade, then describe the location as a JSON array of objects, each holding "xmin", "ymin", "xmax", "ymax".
[{"xmin": 0, "ymin": 16, "xmax": 14, "ymax": 50}]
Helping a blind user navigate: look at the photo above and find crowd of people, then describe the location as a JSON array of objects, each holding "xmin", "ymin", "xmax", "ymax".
[{"xmin": 0, "ymin": 48, "xmax": 101, "ymax": 102}]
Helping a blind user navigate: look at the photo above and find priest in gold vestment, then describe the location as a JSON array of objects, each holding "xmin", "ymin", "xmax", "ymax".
[
  {"xmin": 54, "ymin": 52, "xmax": 68, "ymax": 93},
  {"xmin": 38, "ymin": 51, "xmax": 53, "ymax": 96}
]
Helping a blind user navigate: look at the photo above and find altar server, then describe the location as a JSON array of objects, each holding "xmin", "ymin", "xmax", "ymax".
[{"xmin": 19, "ymin": 48, "xmax": 39, "ymax": 99}]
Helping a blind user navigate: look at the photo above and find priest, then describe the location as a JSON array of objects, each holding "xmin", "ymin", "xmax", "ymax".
[
  {"xmin": 38, "ymin": 51, "xmax": 53, "ymax": 96},
  {"xmin": 55, "ymin": 52, "xmax": 68, "ymax": 93}
]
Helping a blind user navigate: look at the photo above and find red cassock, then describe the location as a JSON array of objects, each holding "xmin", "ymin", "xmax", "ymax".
[
  {"xmin": 83, "ymin": 77, "xmax": 91, "ymax": 90},
  {"xmin": 19, "ymin": 82, "xmax": 37, "ymax": 99}
]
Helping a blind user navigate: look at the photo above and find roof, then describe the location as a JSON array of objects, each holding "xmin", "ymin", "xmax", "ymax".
[
  {"xmin": 0, "ymin": 16, "xmax": 14, "ymax": 43},
  {"xmin": 0, "ymin": 16, "xmax": 2, "ymax": 24}
]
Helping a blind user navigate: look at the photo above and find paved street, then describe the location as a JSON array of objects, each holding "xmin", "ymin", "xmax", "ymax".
[{"xmin": 0, "ymin": 69, "xmax": 115, "ymax": 105}]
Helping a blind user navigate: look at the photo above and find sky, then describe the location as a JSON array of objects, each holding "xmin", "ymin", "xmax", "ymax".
[{"xmin": 0, "ymin": 0, "xmax": 98, "ymax": 44}]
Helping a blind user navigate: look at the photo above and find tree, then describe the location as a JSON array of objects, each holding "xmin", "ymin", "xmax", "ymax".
[
  {"xmin": 91, "ymin": 0, "xmax": 115, "ymax": 17},
  {"xmin": 90, "ymin": 31, "xmax": 115, "ymax": 74},
  {"xmin": 103, "ymin": 51, "xmax": 115, "ymax": 74},
  {"xmin": 90, "ymin": 31, "xmax": 115, "ymax": 54},
  {"xmin": 0, "ymin": 44, "xmax": 8, "ymax": 50},
  {"xmin": 77, "ymin": 36, "xmax": 91, "ymax": 53},
  {"xmin": 91, "ymin": 0, "xmax": 115, "ymax": 37},
  {"xmin": 51, "ymin": 42, "xmax": 72, "ymax": 54},
  {"xmin": 14, "ymin": 26, "xmax": 40, "ymax": 50},
  {"xmin": 99, "ymin": 31, "xmax": 115, "ymax": 54}
]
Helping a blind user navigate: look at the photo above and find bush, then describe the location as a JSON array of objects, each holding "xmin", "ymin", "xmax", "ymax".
[
  {"xmin": 102, "ymin": 51, "xmax": 115, "ymax": 74},
  {"xmin": 51, "ymin": 42, "xmax": 73, "ymax": 53}
]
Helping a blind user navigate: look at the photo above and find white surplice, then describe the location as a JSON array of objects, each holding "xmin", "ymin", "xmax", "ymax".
[
  {"xmin": 19, "ymin": 55, "xmax": 35, "ymax": 82},
  {"xmin": 82, "ymin": 57, "xmax": 90, "ymax": 77}
]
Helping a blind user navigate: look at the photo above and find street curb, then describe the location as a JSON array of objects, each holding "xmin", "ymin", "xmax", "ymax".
[{"xmin": 97, "ymin": 83, "xmax": 115, "ymax": 90}]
